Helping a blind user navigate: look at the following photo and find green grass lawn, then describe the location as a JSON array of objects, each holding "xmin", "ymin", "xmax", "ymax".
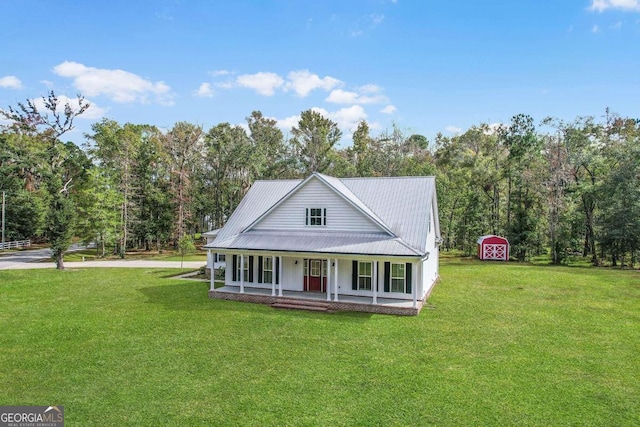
[{"xmin": 1, "ymin": 259, "xmax": 639, "ymax": 426}]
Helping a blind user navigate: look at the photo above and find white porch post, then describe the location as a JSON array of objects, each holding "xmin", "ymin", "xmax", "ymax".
[
  {"xmin": 209, "ymin": 250, "xmax": 215, "ymax": 291},
  {"xmin": 334, "ymin": 258, "xmax": 339, "ymax": 301},
  {"xmin": 278, "ymin": 256, "xmax": 283, "ymax": 296},
  {"xmin": 240, "ymin": 254, "xmax": 245, "ymax": 294},
  {"xmin": 412, "ymin": 261, "xmax": 418, "ymax": 308},
  {"xmin": 271, "ymin": 255, "xmax": 276, "ymax": 296},
  {"xmin": 326, "ymin": 258, "xmax": 331, "ymax": 301},
  {"xmin": 372, "ymin": 260, "xmax": 378, "ymax": 305}
]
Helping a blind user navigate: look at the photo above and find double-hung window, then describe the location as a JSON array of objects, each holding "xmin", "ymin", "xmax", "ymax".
[
  {"xmin": 358, "ymin": 261, "xmax": 372, "ymax": 290},
  {"xmin": 391, "ymin": 263, "xmax": 406, "ymax": 293},
  {"xmin": 263, "ymin": 257, "xmax": 273, "ymax": 283},
  {"xmin": 236, "ymin": 257, "xmax": 249, "ymax": 281},
  {"xmin": 306, "ymin": 208, "xmax": 326, "ymax": 226}
]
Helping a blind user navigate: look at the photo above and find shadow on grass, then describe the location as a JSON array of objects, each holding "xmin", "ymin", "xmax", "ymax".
[{"xmin": 137, "ymin": 281, "xmax": 376, "ymax": 321}]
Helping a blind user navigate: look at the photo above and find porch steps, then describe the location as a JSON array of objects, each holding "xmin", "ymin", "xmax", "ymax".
[{"xmin": 271, "ymin": 299, "xmax": 332, "ymax": 313}]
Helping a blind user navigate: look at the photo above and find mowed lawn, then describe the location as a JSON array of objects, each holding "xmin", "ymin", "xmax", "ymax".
[{"xmin": 0, "ymin": 259, "xmax": 639, "ymax": 426}]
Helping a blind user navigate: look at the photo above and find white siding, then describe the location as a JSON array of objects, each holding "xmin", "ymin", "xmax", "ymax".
[
  {"xmin": 252, "ymin": 177, "xmax": 383, "ymax": 233},
  {"xmin": 282, "ymin": 257, "xmax": 304, "ymax": 291},
  {"xmin": 422, "ymin": 205, "xmax": 439, "ymax": 298}
]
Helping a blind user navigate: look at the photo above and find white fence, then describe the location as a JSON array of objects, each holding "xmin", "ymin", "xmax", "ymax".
[{"xmin": 0, "ymin": 239, "xmax": 31, "ymax": 250}]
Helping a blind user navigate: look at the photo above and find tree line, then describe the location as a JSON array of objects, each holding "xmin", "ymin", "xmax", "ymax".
[{"xmin": 1, "ymin": 93, "xmax": 639, "ymax": 268}]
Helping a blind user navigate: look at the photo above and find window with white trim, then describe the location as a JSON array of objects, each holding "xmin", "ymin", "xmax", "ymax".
[
  {"xmin": 310, "ymin": 260, "xmax": 321, "ymax": 276},
  {"xmin": 306, "ymin": 208, "xmax": 326, "ymax": 226},
  {"xmin": 358, "ymin": 261, "xmax": 372, "ymax": 290},
  {"xmin": 391, "ymin": 263, "xmax": 406, "ymax": 293},
  {"xmin": 236, "ymin": 257, "xmax": 249, "ymax": 281},
  {"xmin": 263, "ymin": 257, "xmax": 273, "ymax": 283}
]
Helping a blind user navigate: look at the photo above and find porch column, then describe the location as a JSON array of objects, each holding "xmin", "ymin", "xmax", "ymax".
[
  {"xmin": 271, "ymin": 255, "xmax": 276, "ymax": 296},
  {"xmin": 278, "ymin": 256, "xmax": 283, "ymax": 296},
  {"xmin": 240, "ymin": 254, "xmax": 245, "ymax": 294},
  {"xmin": 209, "ymin": 250, "xmax": 215, "ymax": 291},
  {"xmin": 334, "ymin": 258, "xmax": 339, "ymax": 301},
  {"xmin": 372, "ymin": 260, "xmax": 378, "ymax": 305},
  {"xmin": 412, "ymin": 261, "xmax": 418, "ymax": 308},
  {"xmin": 326, "ymin": 258, "xmax": 331, "ymax": 301}
]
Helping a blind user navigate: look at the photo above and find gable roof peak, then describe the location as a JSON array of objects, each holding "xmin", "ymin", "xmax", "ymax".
[{"xmin": 242, "ymin": 172, "xmax": 395, "ymax": 236}]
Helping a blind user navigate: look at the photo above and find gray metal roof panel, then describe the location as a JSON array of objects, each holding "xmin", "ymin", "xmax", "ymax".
[
  {"xmin": 341, "ymin": 176, "xmax": 438, "ymax": 252},
  {"xmin": 314, "ymin": 173, "xmax": 393, "ymax": 235},
  {"xmin": 214, "ymin": 179, "xmax": 301, "ymax": 242},
  {"xmin": 205, "ymin": 231, "xmax": 423, "ymax": 257},
  {"xmin": 213, "ymin": 174, "xmax": 439, "ymax": 256}
]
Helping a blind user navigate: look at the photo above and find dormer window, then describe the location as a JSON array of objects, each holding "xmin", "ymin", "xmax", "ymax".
[{"xmin": 306, "ymin": 208, "xmax": 326, "ymax": 226}]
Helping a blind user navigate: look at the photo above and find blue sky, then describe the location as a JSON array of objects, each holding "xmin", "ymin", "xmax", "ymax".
[{"xmin": 1, "ymin": 0, "xmax": 639, "ymax": 146}]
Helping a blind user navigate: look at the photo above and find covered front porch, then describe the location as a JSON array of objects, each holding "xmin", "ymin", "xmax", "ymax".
[{"xmin": 209, "ymin": 285, "xmax": 425, "ymax": 316}]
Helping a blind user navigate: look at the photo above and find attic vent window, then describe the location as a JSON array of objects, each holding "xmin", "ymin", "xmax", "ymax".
[{"xmin": 306, "ymin": 208, "xmax": 326, "ymax": 226}]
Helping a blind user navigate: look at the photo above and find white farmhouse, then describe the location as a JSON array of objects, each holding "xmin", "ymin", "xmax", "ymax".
[{"xmin": 204, "ymin": 172, "xmax": 440, "ymax": 315}]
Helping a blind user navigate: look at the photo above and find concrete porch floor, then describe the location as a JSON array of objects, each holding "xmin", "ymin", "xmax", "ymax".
[{"xmin": 209, "ymin": 285, "xmax": 423, "ymax": 315}]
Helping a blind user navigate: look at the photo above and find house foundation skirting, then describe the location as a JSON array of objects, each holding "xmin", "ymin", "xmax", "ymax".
[{"xmin": 208, "ymin": 289, "xmax": 424, "ymax": 316}]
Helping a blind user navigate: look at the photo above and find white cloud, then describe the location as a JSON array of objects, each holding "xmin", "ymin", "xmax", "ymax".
[
  {"xmin": 53, "ymin": 61, "xmax": 174, "ymax": 105},
  {"xmin": 370, "ymin": 14, "xmax": 385, "ymax": 25},
  {"xmin": 277, "ymin": 105, "xmax": 368, "ymax": 136},
  {"xmin": 325, "ymin": 90, "xmax": 359, "ymax": 104},
  {"xmin": 285, "ymin": 70, "xmax": 342, "ymax": 97},
  {"xmin": 325, "ymin": 89, "xmax": 387, "ymax": 105},
  {"xmin": 0, "ymin": 75, "xmax": 22, "ymax": 89},
  {"xmin": 215, "ymin": 81, "xmax": 235, "ymax": 89},
  {"xmin": 194, "ymin": 82, "xmax": 214, "ymax": 98},
  {"xmin": 236, "ymin": 72, "xmax": 284, "ymax": 96},
  {"xmin": 358, "ymin": 84, "xmax": 382, "ymax": 94},
  {"xmin": 210, "ymin": 69, "xmax": 231, "ymax": 77},
  {"xmin": 380, "ymin": 105, "xmax": 397, "ymax": 114},
  {"xmin": 445, "ymin": 125, "xmax": 462, "ymax": 134},
  {"xmin": 368, "ymin": 121, "xmax": 383, "ymax": 131},
  {"xmin": 277, "ymin": 114, "xmax": 301, "ymax": 132},
  {"xmin": 592, "ymin": 24, "xmax": 601, "ymax": 32},
  {"xmin": 589, "ymin": 0, "xmax": 640, "ymax": 12},
  {"xmin": 312, "ymin": 105, "xmax": 368, "ymax": 134},
  {"xmin": 32, "ymin": 95, "xmax": 106, "ymax": 120},
  {"xmin": 483, "ymin": 123, "xmax": 506, "ymax": 135}
]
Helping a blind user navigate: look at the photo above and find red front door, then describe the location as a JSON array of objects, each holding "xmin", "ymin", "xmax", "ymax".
[{"xmin": 305, "ymin": 259, "xmax": 326, "ymax": 292}]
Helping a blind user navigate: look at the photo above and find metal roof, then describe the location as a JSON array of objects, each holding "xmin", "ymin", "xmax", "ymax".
[
  {"xmin": 210, "ymin": 231, "xmax": 423, "ymax": 256},
  {"xmin": 206, "ymin": 173, "xmax": 439, "ymax": 257},
  {"xmin": 340, "ymin": 175, "xmax": 439, "ymax": 251},
  {"xmin": 214, "ymin": 179, "xmax": 301, "ymax": 242},
  {"xmin": 202, "ymin": 228, "xmax": 220, "ymax": 237}
]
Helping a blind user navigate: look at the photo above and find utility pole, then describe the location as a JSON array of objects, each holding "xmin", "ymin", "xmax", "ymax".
[{"xmin": 1, "ymin": 191, "xmax": 5, "ymax": 251}]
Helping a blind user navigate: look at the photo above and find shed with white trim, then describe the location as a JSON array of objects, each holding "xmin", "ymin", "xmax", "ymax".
[{"xmin": 477, "ymin": 235, "xmax": 510, "ymax": 261}]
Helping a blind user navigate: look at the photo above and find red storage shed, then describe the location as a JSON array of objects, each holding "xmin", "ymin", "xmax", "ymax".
[{"xmin": 477, "ymin": 235, "xmax": 509, "ymax": 261}]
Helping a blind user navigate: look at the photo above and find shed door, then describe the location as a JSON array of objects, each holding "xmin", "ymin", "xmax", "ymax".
[{"xmin": 483, "ymin": 244, "xmax": 506, "ymax": 260}]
